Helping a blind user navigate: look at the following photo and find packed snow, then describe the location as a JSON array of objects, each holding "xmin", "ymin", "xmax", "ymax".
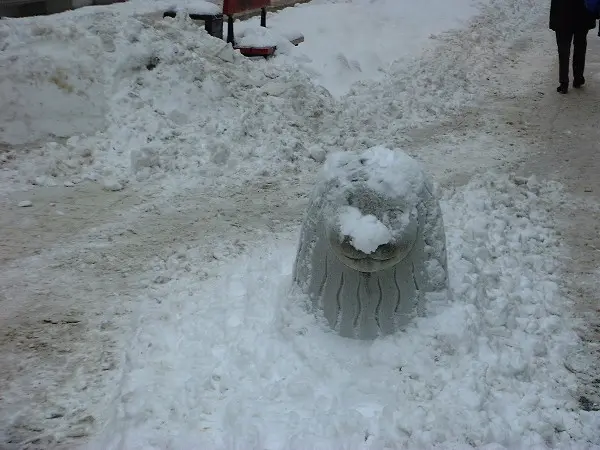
[{"xmin": 1, "ymin": 0, "xmax": 599, "ymax": 448}]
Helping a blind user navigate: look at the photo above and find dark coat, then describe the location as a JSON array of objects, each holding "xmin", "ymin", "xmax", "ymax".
[{"xmin": 550, "ymin": 0, "xmax": 597, "ymax": 31}]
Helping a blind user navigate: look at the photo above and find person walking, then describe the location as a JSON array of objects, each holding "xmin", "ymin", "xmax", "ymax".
[{"xmin": 550, "ymin": 0, "xmax": 598, "ymax": 94}]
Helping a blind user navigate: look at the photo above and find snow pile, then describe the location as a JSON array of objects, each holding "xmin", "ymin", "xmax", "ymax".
[
  {"xmin": 266, "ymin": 0, "xmax": 482, "ymax": 97},
  {"xmin": 88, "ymin": 173, "xmax": 600, "ymax": 449},
  {"xmin": 0, "ymin": 0, "xmax": 545, "ymax": 192},
  {"xmin": 0, "ymin": 8, "xmax": 336, "ymax": 190},
  {"xmin": 338, "ymin": 206, "xmax": 392, "ymax": 254},
  {"xmin": 234, "ymin": 27, "xmax": 295, "ymax": 54},
  {"xmin": 0, "ymin": 15, "xmax": 111, "ymax": 146}
]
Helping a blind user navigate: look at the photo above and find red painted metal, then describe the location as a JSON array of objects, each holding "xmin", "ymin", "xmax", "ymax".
[
  {"xmin": 223, "ymin": 0, "xmax": 270, "ymax": 16},
  {"xmin": 235, "ymin": 45, "xmax": 276, "ymax": 57}
]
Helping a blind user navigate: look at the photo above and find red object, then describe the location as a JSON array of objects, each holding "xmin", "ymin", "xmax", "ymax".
[
  {"xmin": 235, "ymin": 46, "xmax": 276, "ymax": 57},
  {"xmin": 223, "ymin": 0, "xmax": 271, "ymax": 15}
]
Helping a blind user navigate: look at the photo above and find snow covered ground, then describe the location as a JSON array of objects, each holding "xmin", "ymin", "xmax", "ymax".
[
  {"xmin": 86, "ymin": 173, "xmax": 599, "ymax": 449},
  {"xmin": 1, "ymin": 0, "xmax": 599, "ymax": 448}
]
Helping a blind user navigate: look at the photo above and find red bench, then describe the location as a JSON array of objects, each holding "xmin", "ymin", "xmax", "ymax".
[
  {"xmin": 163, "ymin": 0, "xmax": 304, "ymax": 58},
  {"xmin": 224, "ymin": 0, "xmax": 275, "ymax": 56}
]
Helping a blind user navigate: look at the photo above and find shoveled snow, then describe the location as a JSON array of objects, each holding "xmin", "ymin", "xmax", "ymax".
[
  {"xmin": 2, "ymin": 0, "xmax": 599, "ymax": 448},
  {"xmin": 338, "ymin": 206, "xmax": 392, "ymax": 254},
  {"xmin": 0, "ymin": 9, "xmax": 335, "ymax": 192},
  {"xmin": 0, "ymin": 0, "xmax": 545, "ymax": 194},
  {"xmin": 87, "ymin": 175, "xmax": 600, "ymax": 449}
]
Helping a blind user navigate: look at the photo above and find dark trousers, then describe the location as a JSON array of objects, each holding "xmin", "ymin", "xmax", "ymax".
[{"xmin": 556, "ymin": 30, "xmax": 589, "ymax": 84}]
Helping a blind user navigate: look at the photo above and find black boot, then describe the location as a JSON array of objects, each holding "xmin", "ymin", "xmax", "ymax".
[
  {"xmin": 557, "ymin": 82, "xmax": 569, "ymax": 94},
  {"xmin": 572, "ymin": 31, "xmax": 588, "ymax": 89},
  {"xmin": 556, "ymin": 31, "xmax": 571, "ymax": 95}
]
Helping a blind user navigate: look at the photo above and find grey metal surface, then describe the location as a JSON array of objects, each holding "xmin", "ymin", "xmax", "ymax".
[{"xmin": 293, "ymin": 149, "xmax": 449, "ymax": 339}]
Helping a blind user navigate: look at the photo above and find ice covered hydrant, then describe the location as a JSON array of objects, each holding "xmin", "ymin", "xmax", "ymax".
[{"xmin": 292, "ymin": 146, "xmax": 449, "ymax": 339}]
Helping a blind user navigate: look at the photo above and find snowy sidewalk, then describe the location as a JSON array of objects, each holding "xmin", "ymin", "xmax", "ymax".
[
  {"xmin": 513, "ymin": 27, "xmax": 600, "ymax": 412},
  {"xmin": 1, "ymin": 0, "xmax": 600, "ymax": 448},
  {"xmin": 89, "ymin": 14, "xmax": 599, "ymax": 450}
]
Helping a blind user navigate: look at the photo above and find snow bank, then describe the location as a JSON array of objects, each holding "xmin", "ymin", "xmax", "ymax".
[
  {"xmin": 0, "ymin": 6, "xmax": 336, "ymax": 190},
  {"xmin": 0, "ymin": 0, "xmax": 545, "ymax": 193},
  {"xmin": 88, "ymin": 174, "xmax": 600, "ymax": 449},
  {"xmin": 0, "ymin": 15, "xmax": 111, "ymax": 146}
]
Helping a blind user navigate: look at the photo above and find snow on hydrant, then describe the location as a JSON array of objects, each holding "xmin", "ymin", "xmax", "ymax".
[{"xmin": 292, "ymin": 146, "xmax": 449, "ymax": 339}]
